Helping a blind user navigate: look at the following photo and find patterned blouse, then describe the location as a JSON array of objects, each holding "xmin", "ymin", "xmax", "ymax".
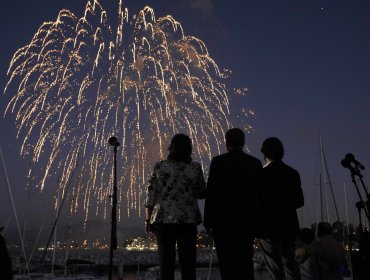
[{"xmin": 144, "ymin": 159, "xmax": 206, "ymax": 224}]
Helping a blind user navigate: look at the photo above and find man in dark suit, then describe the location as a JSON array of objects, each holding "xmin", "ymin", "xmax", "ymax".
[
  {"xmin": 258, "ymin": 137, "xmax": 304, "ymax": 280},
  {"xmin": 203, "ymin": 128, "xmax": 263, "ymax": 279}
]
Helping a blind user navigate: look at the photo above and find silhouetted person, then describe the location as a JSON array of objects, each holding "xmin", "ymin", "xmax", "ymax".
[
  {"xmin": 307, "ymin": 222, "xmax": 345, "ymax": 280},
  {"xmin": 258, "ymin": 137, "xmax": 304, "ymax": 280},
  {"xmin": 203, "ymin": 128, "xmax": 263, "ymax": 279},
  {"xmin": 295, "ymin": 228, "xmax": 319, "ymax": 280},
  {"xmin": 0, "ymin": 227, "xmax": 13, "ymax": 280},
  {"xmin": 144, "ymin": 134, "xmax": 206, "ymax": 280}
]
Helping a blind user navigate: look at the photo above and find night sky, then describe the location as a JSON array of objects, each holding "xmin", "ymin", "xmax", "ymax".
[{"xmin": 1, "ymin": 0, "xmax": 370, "ymax": 233}]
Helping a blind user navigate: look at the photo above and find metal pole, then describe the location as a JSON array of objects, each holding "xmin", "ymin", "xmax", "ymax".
[{"xmin": 109, "ymin": 144, "xmax": 118, "ymax": 280}]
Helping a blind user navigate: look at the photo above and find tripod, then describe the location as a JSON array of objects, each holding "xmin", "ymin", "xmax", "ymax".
[
  {"xmin": 355, "ymin": 200, "xmax": 369, "ymax": 235},
  {"xmin": 341, "ymin": 153, "xmax": 370, "ymax": 226},
  {"xmin": 347, "ymin": 168, "xmax": 370, "ymax": 228},
  {"xmin": 341, "ymin": 153, "xmax": 370, "ymax": 280}
]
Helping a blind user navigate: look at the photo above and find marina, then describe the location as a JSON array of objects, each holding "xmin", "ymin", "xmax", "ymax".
[{"xmin": 11, "ymin": 249, "xmax": 268, "ymax": 279}]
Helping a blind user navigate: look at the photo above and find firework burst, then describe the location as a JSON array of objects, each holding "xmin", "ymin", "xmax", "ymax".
[{"xmin": 4, "ymin": 0, "xmax": 248, "ymax": 221}]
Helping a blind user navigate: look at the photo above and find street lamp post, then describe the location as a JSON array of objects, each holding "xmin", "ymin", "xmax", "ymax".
[{"xmin": 108, "ymin": 136, "xmax": 120, "ymax": 280}]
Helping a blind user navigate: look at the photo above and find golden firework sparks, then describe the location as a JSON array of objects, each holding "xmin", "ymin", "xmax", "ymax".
[{"xmin": 4, "ymin": 0, "xmax": 251, "ymax": 221}]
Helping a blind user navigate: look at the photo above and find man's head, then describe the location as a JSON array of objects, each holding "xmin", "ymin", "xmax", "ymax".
[
  {"xmin": 225, "ymin": 128, "xmax": 245, "ymax": 151},
  {"xmin": 298, "ymin": 228, "xmax": 315, "ymax": 245},
  {"xmin": 317, "ymin": 222, "xmax": 332, "ymax": 237},
  {"xmin": 261, "ymin": 137, "xmax": 284, "ymax": 161}
]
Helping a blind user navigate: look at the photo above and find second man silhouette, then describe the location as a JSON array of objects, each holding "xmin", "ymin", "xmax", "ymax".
[{"xmin": 204, "ymin": 128, "xmax": 263, "ymax": 279}]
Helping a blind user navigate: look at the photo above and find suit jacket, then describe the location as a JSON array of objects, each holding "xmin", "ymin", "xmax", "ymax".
[
  {"xmin": 203, "ymin": 148, "xmax": 263, "ymax": 233},
  {"xmin": 258, "ymin": 160, "xmax": 304, "ymax": 239}
]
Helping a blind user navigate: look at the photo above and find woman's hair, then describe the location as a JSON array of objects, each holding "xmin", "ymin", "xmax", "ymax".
[
  {"xmin": 261, "ymin": 137, "xmax": 284, "ymax": 160},
  {"xmin": 167, "ymin": 134, "xmax": 192, "ymax": 163}
]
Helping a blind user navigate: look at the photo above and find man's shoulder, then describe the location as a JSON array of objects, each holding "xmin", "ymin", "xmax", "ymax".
[
  {"xmin": 212, "ymin": 150, "xmax": 262, "ymax": 166},
  {"xmin": 211, "ymin": 153, "xmax": 227, "ymax": 162},
  {"xmin": 268, "ymin": 161, "xmax": 300, "ymax": 174},
  {"xmin": 236, "ymin": 150, "xmax": 262, "ymax": 166},
  {"xmin": 245, "ymin": 153, "xmax": 262, "ymax": 164},
  {"xmin": 209, "ymin": 154, "xmax": 225, "ymax": 168},
  {"xmin": 282, "ymin": 162, "xmax": 300, "ymax": 176}
]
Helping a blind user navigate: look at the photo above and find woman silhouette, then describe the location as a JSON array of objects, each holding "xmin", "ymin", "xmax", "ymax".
[{"xmin": 144, "ymin": 134, "xmax": 206, "ymax": 280}]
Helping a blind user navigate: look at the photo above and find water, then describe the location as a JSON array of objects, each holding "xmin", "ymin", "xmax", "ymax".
[{"xmin": 13, "ymin": 249, "xmax": 268, "ymax": 279}]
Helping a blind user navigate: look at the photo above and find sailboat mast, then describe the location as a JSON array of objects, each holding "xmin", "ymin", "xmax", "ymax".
[
  {"xmin": 320, "ymin": 135, "xmax": 331, "ymax": 222},
  {"xmin": 0, "ymin": 147, "xmax": 31, "ymax": 278},
  {"xmin": 52, "ymin": 185, "xmax": 61, "ymax": 275},
  {"xmin": 320, "ymin": 173, "xmax": 324, "ymax": 222},
  {"xmin": 319, "ymin": 135, "xmax": 341, "ymax": 222}
]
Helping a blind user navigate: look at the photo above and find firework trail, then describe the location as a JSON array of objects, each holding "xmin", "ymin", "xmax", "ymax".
[{"xmin": 4, "ymin": 0, "xmax": 250, "ymax": 221}]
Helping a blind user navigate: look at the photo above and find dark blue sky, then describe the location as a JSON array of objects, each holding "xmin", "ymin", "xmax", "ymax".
[{"xmin": 1, "ymin": 0, "xmax": 370, "ymax": 230}]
